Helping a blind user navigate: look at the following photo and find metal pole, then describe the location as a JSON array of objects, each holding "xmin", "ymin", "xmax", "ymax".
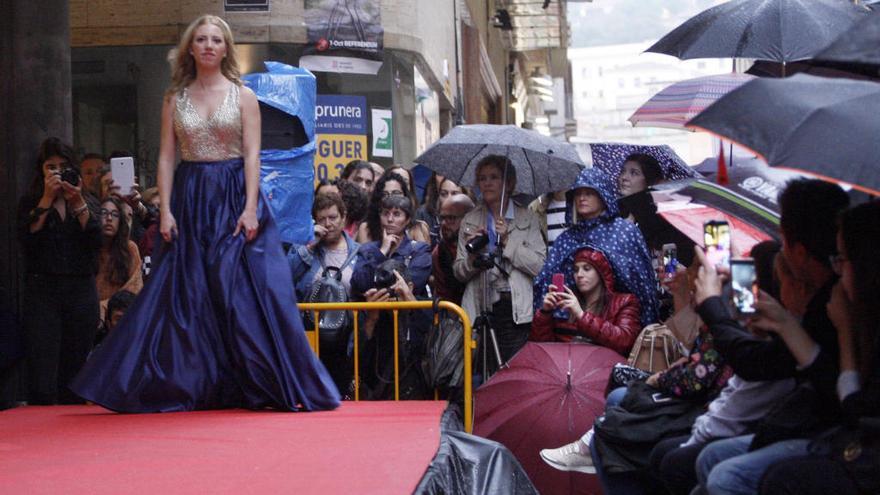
[
  {"xmin": 313, "ymin": 311, "xmax": 320, "ymax": 357},
  {"xmin": 298, "ymin": 300, "xmax": 475, "ymax": 432},
  {"xmin": 353, "ymin": 312, "xmax": 360, "ymax": 401},
  {"xmin": 393, "ymin": 309, "xmax": 400, "ymax": 401}
]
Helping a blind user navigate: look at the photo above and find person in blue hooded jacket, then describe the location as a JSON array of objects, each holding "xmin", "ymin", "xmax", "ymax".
[{"xmin": 535, "ymin": 168, "xmax": 659, "ymax": 327}]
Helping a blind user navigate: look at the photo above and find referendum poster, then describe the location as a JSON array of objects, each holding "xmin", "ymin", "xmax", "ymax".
[
  {"xmin": 300, "ymin": 0, "xmax": 384, "ymax": 75},
  {"xmin": 314, "ymin": 95, "xmax": 368, "ymax": 183}
]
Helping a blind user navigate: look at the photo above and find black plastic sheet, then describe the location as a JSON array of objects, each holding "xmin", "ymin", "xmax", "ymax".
[{"xmin": 415, "ymin": 405, "xmax": 538, "ymax": 495}]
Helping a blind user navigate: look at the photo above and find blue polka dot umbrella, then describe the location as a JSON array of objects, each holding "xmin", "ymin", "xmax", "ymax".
[{"xmin": 588, "ymin": 142, "xmax": 698, "ymax": 183}]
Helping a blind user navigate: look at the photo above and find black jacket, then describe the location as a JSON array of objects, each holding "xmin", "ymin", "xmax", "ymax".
[
  {"xmin": 696, "ymin": 281, "xmax": 838, "ymax": 383},
  {"xmin": 17, "ymin": 195, "xmax": 101, "ymax": 276},
  {"xmin": 697, "ymin": 281, "xmax": 841, "ymax": 449}
]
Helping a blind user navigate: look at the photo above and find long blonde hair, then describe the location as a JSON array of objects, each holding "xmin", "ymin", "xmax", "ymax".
[{"xmin": 167, "ymin": 15, "xmax": 242, "ymax": 96}]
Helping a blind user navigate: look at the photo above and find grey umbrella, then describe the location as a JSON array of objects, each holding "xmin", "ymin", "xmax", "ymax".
[
  {"xmin": 687, "ymin": 73, "xmax": 880, "ymax": 195},
  {"xmin": 815, "ymin": 10, "xmax": 880, "ymax": 68},
  {"xmin": 646, "ymin": 0, "xmax": 868, "ymax": 64},
  {"xmin": 414, "ymin": 124, "xmax": 585, "ymax": 197}
]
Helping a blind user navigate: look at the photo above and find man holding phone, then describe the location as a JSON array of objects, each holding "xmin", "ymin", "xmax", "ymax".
[
  {"xmin": 730, "ymin": 260, "xmax": 758, "ymax": 315},
  {"xmin": 690, "ymin": 179, "xmax": 850, "ymax": 495}
]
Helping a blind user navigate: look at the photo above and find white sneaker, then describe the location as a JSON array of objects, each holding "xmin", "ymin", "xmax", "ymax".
[{"xmin": 539, "ymin": 440, "xmax": 596, "ymax": 474}]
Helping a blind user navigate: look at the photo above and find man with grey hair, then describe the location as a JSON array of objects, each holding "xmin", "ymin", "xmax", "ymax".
[{"xmin": 432, "ymin": 193, "xmax": 474, "ymax": 305}]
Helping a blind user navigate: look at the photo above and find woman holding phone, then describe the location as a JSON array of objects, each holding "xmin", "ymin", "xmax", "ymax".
[
  {"xmin": 530, "ymin": 247, "xmax": 641, "ymax": 356},
  {"xmin": 535, "ymin": 167, "xmax": 659, "ymax": 327},
  {"xmin": 71, "ymin": 15, "xmax": 339, "ymax": 412}
]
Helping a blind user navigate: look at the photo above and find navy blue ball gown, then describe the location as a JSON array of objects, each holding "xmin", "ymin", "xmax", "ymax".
[{"xmin": 70, "ymin": 83, "xmax": 340, "ymax": 412}]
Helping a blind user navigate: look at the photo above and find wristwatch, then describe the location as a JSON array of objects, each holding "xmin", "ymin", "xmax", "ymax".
[{"xmin": 29, "ymin": 207, "xmax": 49, "ymax": 218}]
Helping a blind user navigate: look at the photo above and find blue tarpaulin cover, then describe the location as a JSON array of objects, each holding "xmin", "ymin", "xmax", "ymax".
[{"xmin": 243, "ymin": 62, "xmax": 316, "ymax": 245}]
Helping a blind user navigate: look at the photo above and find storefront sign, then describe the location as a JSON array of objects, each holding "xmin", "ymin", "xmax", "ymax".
[
  {"xmin": 300, "ymin": 0, "xmax": 383, "ymax": 75},
  {"xmin": 315, "ymin": 95, "xmax": 368, "ymax": 182},
  {"xmin": 224, "ymin": 0, "xmax": 269, "ymax": 12},
  {"xmin": 371, "ymin": 108, "xmax": 393, "ymax": 158}
]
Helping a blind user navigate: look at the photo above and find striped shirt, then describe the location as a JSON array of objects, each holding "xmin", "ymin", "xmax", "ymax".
[{"xmin": 546, "ymin": 199, "xmax": 568, "ymax": 247}]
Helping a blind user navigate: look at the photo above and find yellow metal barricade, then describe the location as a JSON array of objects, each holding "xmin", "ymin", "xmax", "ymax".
[{"xmin": 298, "ymin": 300, "xmax": 476, "ymax": 432}]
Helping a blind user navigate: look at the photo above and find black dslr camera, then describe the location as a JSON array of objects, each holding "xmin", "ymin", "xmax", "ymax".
[
  {"xmin": 373, "ymin": 265, "xmax": 397, "ymax": 291},
  {"xmin": 60, "ymin": 168, "xmax": 80, "ymax": 186},
  {"xmin": 466, "ymin": 232, "xmax": 495, "ymax": 270}
]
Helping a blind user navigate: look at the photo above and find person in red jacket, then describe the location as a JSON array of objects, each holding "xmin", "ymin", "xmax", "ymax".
[{"xmin": 531, "ymin": 247, "xmax": 641, "ymax": 356}]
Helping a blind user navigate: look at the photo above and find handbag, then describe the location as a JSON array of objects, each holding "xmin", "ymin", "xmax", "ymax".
[
  {"xmin": 627, "ymin": 323, "xmax": 686, "ymax": 373},
  {"xmin": 808, "ymin": 417, "xmax": 880, "ymax": 494},
  {"xmin": 605, "ymin": 363, "xmax": 652, "ymax": 397},
  {"xmin": 302, "ymin": 245, "xmax": 359, "ymax": 354},
  {"xmin": 422, "ymin": 300, "xmax": 465, "ymax": 390}
]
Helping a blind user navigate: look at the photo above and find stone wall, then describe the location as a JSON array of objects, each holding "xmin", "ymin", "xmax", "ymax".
[{"xmin": 70, "ymin": 0, "xmax": 460, "ymax": 103}]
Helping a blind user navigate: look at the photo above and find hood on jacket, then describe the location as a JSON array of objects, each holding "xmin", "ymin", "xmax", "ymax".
[
  {"xmin": 573, "ymin": 248, "xmax": 616, "ymax": 296},
  {"xmin": 534, "ymin": 169, "xmax": 661, "ymax": 326},
  {"xmin": 565, "ymin": 168, "xmax": 620, "ymax": 225}
]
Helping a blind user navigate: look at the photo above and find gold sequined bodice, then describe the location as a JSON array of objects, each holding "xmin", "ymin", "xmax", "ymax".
[{"xmin": 174, "ymin": 84, "xmax": 243, "ymax": 161}]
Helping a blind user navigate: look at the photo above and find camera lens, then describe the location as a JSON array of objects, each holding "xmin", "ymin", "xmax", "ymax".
[
  {"xmin": 373, "ymin": 268, "xmax": 395, "ymax": 290},
  {"xmin": 465, "ymin": 232, "xmax": 490, "ymax": 254},
  {"xmin": 60, "ymin": 168, "xmax": 80, "ymax": 186}
]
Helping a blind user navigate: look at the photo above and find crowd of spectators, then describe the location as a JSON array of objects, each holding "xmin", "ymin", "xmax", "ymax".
[
  {"xmin": 6, "ymin": 140, "xmax": 878, "ymax": 494},
  {"xmin": 293, "ymin": 155, "xmax": 878, "ymax": 494}
]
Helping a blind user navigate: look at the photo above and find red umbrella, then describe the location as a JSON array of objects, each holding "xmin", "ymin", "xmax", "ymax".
[{"xmin": 473, "ymin": 342, "xmax": 624, "ymax": 495}]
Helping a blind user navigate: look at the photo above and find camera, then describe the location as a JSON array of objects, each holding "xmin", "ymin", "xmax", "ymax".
[
  {"xmin": 473, "ymin": 252, "xmax": 496, "ymax": 270},
  {"xmin": 465, "ymin": 232, "xmax": 495, "ymax": 270},
  {"xmin": 60, "ymin": 168, "xmax": 80, "ymax": 187},
  {"xmin": 373, "ymin": 266, "xmax": 397, "ymax": 291},
  {"xmin": 465, "ymin": 232, "xmax": 490, "ymax": 254}
]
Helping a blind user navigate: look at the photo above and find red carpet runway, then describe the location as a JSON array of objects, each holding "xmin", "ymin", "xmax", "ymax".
[{"xmin": 0, "ymin": 401, "xmax": 445, "ymax": 494}]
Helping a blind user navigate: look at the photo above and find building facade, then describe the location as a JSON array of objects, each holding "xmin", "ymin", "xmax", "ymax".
[
  {"xmin": 68, "ymin": 0, "xmax": 572, "ymax": 184},
  {"xmin": 1, "ymin": 0, "xmax": 573, "ymax": 311},
  {"xmin": 568, "ymin": 42, "xmax": 729, "ymax": 164}
]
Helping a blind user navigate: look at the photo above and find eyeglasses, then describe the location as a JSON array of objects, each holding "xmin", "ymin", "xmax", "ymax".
[
  {"xmin": 829, "ymin": 254, "xmax": 848, "ymax": 275},
  {"xmin": 98, "ymin": 209, "xmax": 120, "ymax": 219},
  {"xmin": 382, "ymin": 190, "xmax": 405, "ymax": 197},
  {"xmin": 440, "ymin": 214, "xmax": 463, "ymax": 222}
]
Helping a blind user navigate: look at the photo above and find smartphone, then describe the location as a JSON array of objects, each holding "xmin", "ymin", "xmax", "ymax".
[
  {"xmin": 661, "ymin": 243, "xmax": 678, "ymax": 280},
  {"xmin": 703, "ymin": 220, "xmax": 731, "ymax": 269},
  {"xmin": 551, "ymin": 273, "xmax": 566, "ymax": 291},
  {"xmin": 730, "ymin": 259, "xmax": 758, "ymax": 314},
  {"xmin": 651, "ymin": 392, "xmax": 672, "ymax": 403},
  {"xmin": 551, "ymin": 273, "xmax": 570, "ymax": 321},
  {"xmin": 110, "ymin": 157, "xmax": 135, "ymax": 196}
]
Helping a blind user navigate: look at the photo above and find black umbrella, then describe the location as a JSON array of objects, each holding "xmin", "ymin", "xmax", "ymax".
[
  {"xmin": 688, "ymin": 73, "xmax": 880, "ymax": 195},
  {"xmin": 647, "ymin": 0, "xmax": 868, "ymax": 63},
  {"xmin": 815, "ymin": 10, "xmax": 880, "ymax": 68},
  {"xmin": 414, "ymin": 124, "xmax": 585, "ymax": 197}
]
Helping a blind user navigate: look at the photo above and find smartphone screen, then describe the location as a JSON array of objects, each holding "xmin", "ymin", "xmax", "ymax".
[
  {"xmin": 551, "ymin": 273, "xmax": 566, "ymax": 291},
  {"xmin": 730, "ymin": 259, "xmax": 758, "ymax": 314},
  {"xmin": 110, "ymin": 157, "xmax": 135, "ymax": 196},
  {"xmin": 703, "ymin": 220, "xmax": 731, "ymax": 268},
  {"xmin": 661, "ymin": 243, "xmax": 677, "ymax": 280}
]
